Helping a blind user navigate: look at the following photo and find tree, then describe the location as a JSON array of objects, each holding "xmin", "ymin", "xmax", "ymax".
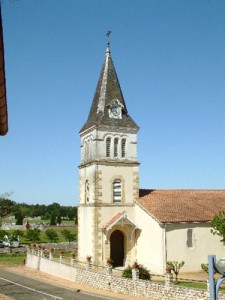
[
  {"xmin": 13, "ymin": 230, "xmax": 24, "ymax": 239},
  {"xmin": 61, "ymin": 229, "xmax": 76, "ymax": 243},
  {"xmin": 25, "ymin": 228, "xmax": 41, "ymax": 242},
  {"xmin": 15, "ymin": 211, "xmax": 23, "ymax": 225},
  {"xmin": 211, "ymin": 211, "xmax": 225, "ymax": 242},
  {"xmin": 45, "ymin": 229, "xmax": 58, "ymax": 242},
  {"xmin": 0, "ymin": 229, "xmax": 7, "ymax": 239},
  {"xmin": 167, "ymin": 261, "xmax": 185, "ymax": 282},
  {"xmin": 50, "ymin": 212, "xmax": 56, "ymax": 225},
  {"xmin": 57, "ymin": 214, "xmax": 62, "ymax": 225},
  {"xmin": 0, "ymin": 193, "xmax": 15, "ymax": 218}
]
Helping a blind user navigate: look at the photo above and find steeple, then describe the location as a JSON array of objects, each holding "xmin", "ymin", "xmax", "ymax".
[{"xmin": 80, "ymin": 43, "xmax": 139, "ymax": 134}]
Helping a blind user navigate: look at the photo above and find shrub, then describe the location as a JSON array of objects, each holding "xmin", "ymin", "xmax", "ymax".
[
  {"xmin": 122, "ymin": 264, "xmax": 151, "ymax": 280},
  {"xmin": 166, "ymin": 261, "xmax": 185, "ymax": 282}
]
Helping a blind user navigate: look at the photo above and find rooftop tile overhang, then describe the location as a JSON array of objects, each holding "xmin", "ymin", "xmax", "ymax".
[
  {"xmin": 0, "ymin": 6, "xmax": 8, "ymax": 136},
  {"xmin": 137, "ymin": 189, "xmax": 225, "ymax": 223}
]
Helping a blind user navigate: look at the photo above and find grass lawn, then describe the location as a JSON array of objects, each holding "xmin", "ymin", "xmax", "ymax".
[
  {"xmin": 173, "ymin": 281, "xmax": 207, "ymax": 289},
  {"xmin": 0, "ymin": 253, "xmax": 26, "ymax": 266},
  {"xmin": 172, "ymin": 280, "xmax": 225, "ymax": 293}
]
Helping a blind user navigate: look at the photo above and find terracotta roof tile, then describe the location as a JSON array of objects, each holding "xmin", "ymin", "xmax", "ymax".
[
  {"xmin": 138, "ymin": 189, "xmax": 225, "ymax": 223},
  {"xmin": 103, "ymin": 212, "xmax": 123, "ymax": 229}
]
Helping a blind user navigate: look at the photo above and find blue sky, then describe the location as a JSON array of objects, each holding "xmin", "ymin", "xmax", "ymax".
[{"xmin": 1, "ymin": 0, "xmax": 225, "ymax": 206}]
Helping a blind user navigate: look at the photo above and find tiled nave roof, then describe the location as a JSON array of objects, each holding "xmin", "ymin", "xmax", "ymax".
[{"xmin": 138, "ymin": 189, "xmax": 225, "ymax": 223}]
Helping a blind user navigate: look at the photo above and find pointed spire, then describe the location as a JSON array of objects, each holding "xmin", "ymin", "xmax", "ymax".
[{"xmin": 80, "ymin": 39, "xmax": 139, "ymax": 134}]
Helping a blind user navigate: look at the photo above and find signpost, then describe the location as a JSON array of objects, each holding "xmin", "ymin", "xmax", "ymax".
[{"xmin": 208, "ymin": 255, "xmax": 225, "ymax": 300}]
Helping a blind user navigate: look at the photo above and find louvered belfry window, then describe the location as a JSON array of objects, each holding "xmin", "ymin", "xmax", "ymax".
[
  {"xmin": 114, "ymin": 138, "xmax": 119, "ymax": 157},
  {"xmin": 106, "ymin": 137, "xmax": 111, "ymax": 157},
  {"xmin": 121, "ymin": 138, "xmax": 126, "ymax": 158},
  {"xmin": 113, "ymin": 179, "xmax": 122, "ymax": 203}
]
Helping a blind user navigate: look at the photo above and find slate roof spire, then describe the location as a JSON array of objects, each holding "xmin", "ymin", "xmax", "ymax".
[{"xmin": 80, "ymin": 40, "xmax": 139, "ymax": 133}]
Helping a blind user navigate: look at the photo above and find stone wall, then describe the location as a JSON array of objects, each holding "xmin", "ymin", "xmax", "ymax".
[{"xmin": 26, "ymin": 253, "xmax": 225, "ymax": 300}]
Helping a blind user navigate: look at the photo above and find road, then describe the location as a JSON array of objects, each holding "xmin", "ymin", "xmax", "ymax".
[{"xmin": 0, "ymin": 269, "xmax": 113, "ymax": 300}]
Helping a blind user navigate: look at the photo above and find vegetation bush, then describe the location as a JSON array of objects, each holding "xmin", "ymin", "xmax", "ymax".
[{"xmin": 122, "ymin": 264, "xmax": 151, "ymax": 280}]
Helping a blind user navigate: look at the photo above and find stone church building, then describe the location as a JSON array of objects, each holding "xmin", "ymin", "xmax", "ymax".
[{"xmin": 78, "ymin": 43, "xmax": 225, "ymax": 274}]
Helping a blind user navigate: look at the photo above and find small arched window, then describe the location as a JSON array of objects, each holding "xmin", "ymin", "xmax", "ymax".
[
  {"xmin": 106, "ymin": 137, "xmax": 111, "ymax": 157},
  {"xmin": 85, "ymin": 180, "xmax": 89, "ymax": 203},
  {"xmin": 114, "ymin": 138, "xmax": 119, "ymax": 157},
  {"xmin": 113, "ymin": 179, "xmax": 122, "ymax": 203},
  {"xmin": 121, "ymin": 138, "xmax": 126, "ymax": 158}
]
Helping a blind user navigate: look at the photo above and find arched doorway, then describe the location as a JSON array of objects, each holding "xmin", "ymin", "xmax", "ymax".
[{"xmin": 110, "ymin": 230, "xmax": 124, "ymax": 267}]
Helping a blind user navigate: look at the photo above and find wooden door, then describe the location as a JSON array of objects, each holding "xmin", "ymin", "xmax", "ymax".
[{"xmin": 110, "ymin": 230, "xmax": 124, "ymax": 267}]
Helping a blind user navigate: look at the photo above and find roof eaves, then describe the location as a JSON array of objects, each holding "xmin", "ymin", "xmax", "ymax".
[{"xmin": 135, "ymin": 200, "xmax": 162, "ymax": 224}]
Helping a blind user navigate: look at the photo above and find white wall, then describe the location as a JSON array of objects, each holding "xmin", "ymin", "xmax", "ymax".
[
  {"xmin": 26, "ymin": 253, "xmax": 77, "ymax": 281},
  {"xmin": 135, "ymin": 203, "xmax": 165, "ymax": 274},
  {"xmin": 78, "ymin": 206, "xmax": 94, "ymax": 261},
  {"xmin": 166, "ymin": 222, "xmax": 225, "ymax": 272}
]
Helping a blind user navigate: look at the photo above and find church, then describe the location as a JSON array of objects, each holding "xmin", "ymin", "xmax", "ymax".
[{"xmin": 77, "ymin": 42, "xmax": 225, "ymax": 275}]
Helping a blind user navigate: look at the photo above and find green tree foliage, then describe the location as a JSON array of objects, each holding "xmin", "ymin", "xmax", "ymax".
[
  {"xmin": 0, "ymin": 194, "xmax": 78, "ymax": 224},
  {"xmin": 13, "ymin": 230, "xmax": 24, "ymax": 238},
  {"xmin": 167, "ymin": 261, "xmax": 185, "ymax": 282},
  {"xmin": 211, "ymin": 211, "xmax": 225, "ymax": 242},
  {"xmin": 201, "ymin": 263, "xmax": 217, "ymax": 275},
  {"xmin": 25, "ymin": 228, "xmax": 41, "ymax": 242},
  {"xmin": 61, "ymin": 229, "xmax": 76, "ymax": 243},
  {"xmin": 0, "ymin": 193, "xmax": 15, "ymax": 218},
  {"xmin": 0, "ymin": 229, "xmax": 7, "ymax": 239},
  {"xmin": 41, "ymin": 213, "xmax": 50, "ymax": 220},
  {"xmin": 122, "ymin": 264, "xmax": 151, "ymax": 280},
  {"xmin": 15, "ymin": 211, "xmax": 24, "ymax": 225},
  {"xmin": 45, "ymin": 229, "xmax": 58, "ymax": 242},
  {"xmin": 57, "ymin": 214, "xmax": 62, "ymax": 225},
  {"xmin": 47, "ymin": 202, "xmax": 60, "ymax": 216},
  {"xmin": 50, "ymin": 212, "xmax": 56, "ymax": 225}
]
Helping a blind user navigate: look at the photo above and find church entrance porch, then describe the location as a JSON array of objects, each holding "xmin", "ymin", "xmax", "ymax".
[
  {"xmin": 103, "ymin": 211, "xmax": 140, "ymax": 267},
  {"xmin": 110, "ymin": 230, "xmax": 124, "ymax": 267}
]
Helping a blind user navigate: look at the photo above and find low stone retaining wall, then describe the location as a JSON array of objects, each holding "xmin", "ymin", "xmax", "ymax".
[{"xmin": 26, "ymin": 253, "xmax": 225, "ymax": 300}]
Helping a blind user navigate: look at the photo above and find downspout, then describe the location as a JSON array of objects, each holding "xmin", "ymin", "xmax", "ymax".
[{"xmin": 163, "ymin": 223, "xmax": 167, "ymax": 273}]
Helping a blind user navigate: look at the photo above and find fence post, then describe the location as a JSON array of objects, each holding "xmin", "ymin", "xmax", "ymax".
[
  {"xmin": 132, "ymin": 268, "xmax": 139, "ymax": 280},
  {"xmin": 86, "ymin": 256, "xmax": 92, "ymax": 271}
]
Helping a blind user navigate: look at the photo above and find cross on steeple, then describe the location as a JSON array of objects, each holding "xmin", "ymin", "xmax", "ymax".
[{"xmin": 106, "ymin": 30, "xmax": 112, "ymax": 46}]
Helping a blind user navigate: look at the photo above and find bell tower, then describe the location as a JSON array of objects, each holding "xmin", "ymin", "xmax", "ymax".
[{"xmin": 78, "ymin": 40, "xmax": 139, "ymax": 266}]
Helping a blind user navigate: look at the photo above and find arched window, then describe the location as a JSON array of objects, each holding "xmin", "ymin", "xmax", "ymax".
[
  {"xmin": 114, "ymin": 138, "xmax": 119, "ymax": 157},
  {"xmin": 113, "ymin": 179, "xmax": 122, "ymax": 203},
  {"xmin": 121, "ymin": 138, "xmax": 126, "ymax": 158},
  {"xmin": 85, "ymin": 180, "xmax": 89, "ymax": 203},
  {"xmin": 106, "ymin": 137, "xmax": 111, "ymax": 157}
]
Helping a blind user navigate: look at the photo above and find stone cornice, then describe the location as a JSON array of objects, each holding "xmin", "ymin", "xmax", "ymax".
[{"xmin": 78, "ymin": 159, "xmax": 140, "ymax": 169}]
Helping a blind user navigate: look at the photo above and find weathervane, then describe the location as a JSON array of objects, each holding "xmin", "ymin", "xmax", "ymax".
[{"xmin": 106, "ymin": 30, "xmax": 112, "ymax": 46}]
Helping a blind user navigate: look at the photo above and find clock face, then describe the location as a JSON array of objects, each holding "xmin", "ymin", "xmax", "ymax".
[
  {"xmin": 108, "ymin": 99, "xmax": 123, "ymax": 119},
  {"xmin": 111, "ymin": 105, "xmax": 120, "ymax": 117}
]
